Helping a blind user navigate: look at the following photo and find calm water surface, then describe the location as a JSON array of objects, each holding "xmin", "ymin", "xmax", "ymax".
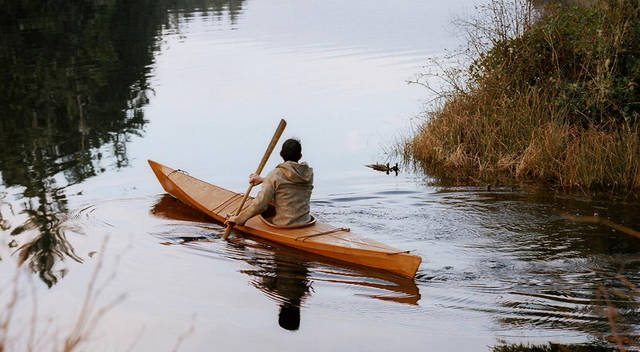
[{"xmin": 1, "ymin": 1, "xmax": 639, "ymax": 351}]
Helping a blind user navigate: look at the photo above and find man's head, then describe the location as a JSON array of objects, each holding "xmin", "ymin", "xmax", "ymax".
[{"xmin": 280, "ymin": 138, "xmax": 302, "ymax": 162}]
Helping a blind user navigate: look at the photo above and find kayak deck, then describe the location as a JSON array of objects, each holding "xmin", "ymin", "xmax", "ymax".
[{"xmin": 148, "ymin": 160, "xmax": 422, "ymax": 278}]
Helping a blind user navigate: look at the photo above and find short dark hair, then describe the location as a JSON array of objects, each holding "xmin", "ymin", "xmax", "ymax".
[{"xmin": 280, "ymin": 138, "xmax": 302, "ymax": 162}]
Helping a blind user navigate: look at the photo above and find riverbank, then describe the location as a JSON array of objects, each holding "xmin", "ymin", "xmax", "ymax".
[
  {"xmin": 405, "ymin": 0, "xmax": 640, "ymax": 197},
  {"xmin": 493, "ymin": 343, "xmax": 614, "ymax": 352}
]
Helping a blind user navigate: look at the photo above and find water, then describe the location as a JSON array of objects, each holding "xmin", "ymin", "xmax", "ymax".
[{"xmin": 1, "ymin": 1, "xmax": 639, "ymax": 351}]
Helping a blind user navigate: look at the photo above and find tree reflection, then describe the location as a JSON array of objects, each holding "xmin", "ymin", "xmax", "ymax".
[
  {"xmin": 12, "ymin": 196, "xmax": 82, "ymax": 288},
  {"xmin": 0, "ymin": 0, "xmax": 245, "ymax": 286}
]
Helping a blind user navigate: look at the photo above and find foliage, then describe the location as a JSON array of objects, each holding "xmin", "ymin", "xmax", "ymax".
[
  {"xmin": 470, "ymin": 1, "xmax": 640, "ymax": 127},
  {"xmin": 407, "ymin": 0, "xmax": 640, "ymax": 194}
]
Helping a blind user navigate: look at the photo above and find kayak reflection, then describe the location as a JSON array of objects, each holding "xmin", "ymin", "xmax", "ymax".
[{"xmin": 150, "ymin": 194, "xmax": 421, "ymax": 325}]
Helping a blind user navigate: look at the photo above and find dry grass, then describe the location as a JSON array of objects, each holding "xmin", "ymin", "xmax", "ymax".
[
  {"xmin": 0, "ymin": 236, "xmax": 196, "ymax": 351},
  {"xmin": 407, "ymin": 83, "xmax": 640, "ymax": 193},
  {"xmin": 0, "ymin": 238, "xmax": 124, "ymax": 352},
  {"xmin": 62, "ymin": 239, "xmax": 124, "ymax": 352}
]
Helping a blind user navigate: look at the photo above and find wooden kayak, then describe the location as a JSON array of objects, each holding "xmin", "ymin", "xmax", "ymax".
[{"xmin": 148, "ymin": 160, "xmax": 422, "ymax": 278}]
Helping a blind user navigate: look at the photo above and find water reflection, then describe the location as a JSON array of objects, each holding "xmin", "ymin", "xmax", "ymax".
[
  {"xmin": 150, "ymin": 194, "xmax": 421, "ymax": 330},
  {"xmin": 241, "ymin": 253, "xmax": 312, "ymax": 331},
  {"xmin": 11, "ymin": 196, "xmax": 82, "ymax": 287},
  {"xmin": 426, "ymin": 189, "xmax": 640, "ymax": 343},
  {"xmin": 166, "ymin": 0, "xmax": 245, "ymax": 25},
  {"xmin": 0, "ymin": 0, "xmax": 245, "ymax": 286}
]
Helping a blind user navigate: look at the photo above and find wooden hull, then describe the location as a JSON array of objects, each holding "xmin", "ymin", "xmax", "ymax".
[{"xmin": 148, "ymin": 160, "xmax": 422, "ymax": 278}]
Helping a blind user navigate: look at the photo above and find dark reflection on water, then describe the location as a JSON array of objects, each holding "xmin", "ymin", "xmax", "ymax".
[
  {"xmin": 0, "ymin": 0, "xmax": 244, "ymax": 286},
  {"xmin": 423, "ymin": 189, "xmax": 640, "ymax": 344},
  {"xmin": 166, "ymin": 0, "xmax": 245, "ymax": 24},
  {"xmin": 306, "ymin": 184, "xmax": 640, "ymax": 346},
  {"xmin": 10, "ymin": 197, "xmax": 83, "ymax": 287},
  {"xmin": 150, "ymin": 194, "xmax": 421, "ymax": 330},
  {"xmin": 241, "ymin": 252, "xmax": 312, "ymax": 331},
  {"xmin": 443, "ymin": 190, "xmax": 640, "ymax": 257}
]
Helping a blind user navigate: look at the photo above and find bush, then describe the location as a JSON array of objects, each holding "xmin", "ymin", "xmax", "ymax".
[{"xmin": 407, "ymin": 0, "xmax": 640, "ymax": 193}]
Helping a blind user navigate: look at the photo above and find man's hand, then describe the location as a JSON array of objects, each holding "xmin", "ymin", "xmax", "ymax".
[
  {"xmin": 249, "ymin": 173, "xmax": 264, "ymax": 186},
  {"xmin": 225, "ymin": 215, "xmax": 238, "ymax": 227}
]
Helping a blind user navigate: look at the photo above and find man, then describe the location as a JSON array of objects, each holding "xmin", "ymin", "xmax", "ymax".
[{"xmin": 225, "ymin": 138, "xmax": 313, "ymax": 227}]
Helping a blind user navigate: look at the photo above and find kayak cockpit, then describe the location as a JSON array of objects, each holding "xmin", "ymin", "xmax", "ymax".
[{"xmin": 259, "ymin": 206, "xmax": 316, "ymax": 229}]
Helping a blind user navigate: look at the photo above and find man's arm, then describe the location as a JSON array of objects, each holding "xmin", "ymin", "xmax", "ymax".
[{"xmin": 229, "ymin": 171, "xmax": 276, "ymax": 226}]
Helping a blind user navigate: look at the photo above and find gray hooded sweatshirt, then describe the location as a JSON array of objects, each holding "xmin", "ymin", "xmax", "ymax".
[{"xmin": 235, "ymin": 161, "xmax": 314, "ymax": 226}]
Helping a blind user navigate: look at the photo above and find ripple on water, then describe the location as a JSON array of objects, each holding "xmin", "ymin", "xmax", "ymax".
[
  {"xmin": 71, "ymin": 193, "xmax": 640, "ymax": 347},
  {"xmin": 328, "ymin": 195, "xmax": 381, "ymax": 202},
  {"xmin": 146, "ymin": 195, "xmax": 423, "ymax": 308},
  {"xmin": 374, "ymin": 190, "xmax": 421, "ymax": 196},
  {"xmin": 71, "ymin": 204, "xmax": 116, "ymax": 229}
]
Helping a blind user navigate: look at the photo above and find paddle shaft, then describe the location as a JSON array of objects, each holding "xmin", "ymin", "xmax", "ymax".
[{"xmin": 222, "ymin": 119, "xmax": 287, "ymax": 240}]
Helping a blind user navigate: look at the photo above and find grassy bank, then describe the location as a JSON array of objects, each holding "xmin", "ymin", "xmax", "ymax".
[
  {"xmin": 406, "ymin": 0, "xmax": 640, "ymax": 195},
  {"xmin": 492, "ymin": 343, "xmax": 615, "ymax": 351}
]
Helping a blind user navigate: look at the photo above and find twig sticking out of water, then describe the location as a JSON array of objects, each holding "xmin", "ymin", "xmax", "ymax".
[
  {"xmin": 0, "ymin": 270, "xmax": 20, "ymax": 351},
  {"xmin": 63, "ymin": 237, "xmax": 125, "ymax": 352},
  {"xmin": 565, "ymin": 215, "xmax": 640, "ymax": 350},
  {"xmin": 597, "ymin": 287, "xmax": 626, "ymax": 352},
  {"xmin": 0, "ymin": 236, "xmax": 126, "ymax": 352},
  {"xmin": 563, "ymin": 215, "xmax": 640, "ymax": 239}
]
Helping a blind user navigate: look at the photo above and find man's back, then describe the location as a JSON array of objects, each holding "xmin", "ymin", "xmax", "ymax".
[{"xmin": 269, "ymin": 161, "xmax": 313, "ymax": 226}]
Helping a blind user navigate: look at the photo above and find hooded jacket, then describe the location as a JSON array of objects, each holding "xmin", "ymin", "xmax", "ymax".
[{"xmin": 234, "ymin": 161, "xmax": 314, "ymax": 226}]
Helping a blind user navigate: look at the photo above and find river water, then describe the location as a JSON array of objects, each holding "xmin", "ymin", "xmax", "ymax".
[{"xmin": 1, "ymin": 1, "xmax": 639, "ymax": 351}]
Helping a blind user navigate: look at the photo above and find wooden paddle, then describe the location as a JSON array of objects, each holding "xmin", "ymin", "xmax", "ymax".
[{"xmin": 222, "ymin": 119, "xmax": 287, "ymax": 240}]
